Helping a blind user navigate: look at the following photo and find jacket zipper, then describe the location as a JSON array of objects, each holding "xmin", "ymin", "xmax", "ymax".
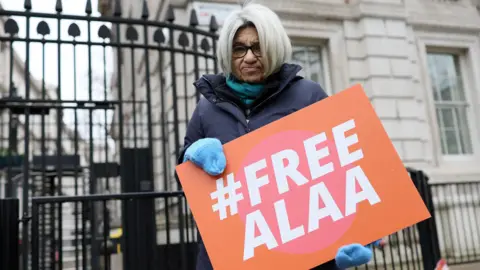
[
  {"xmin": 245, "ymin": 108, "xmax": 251, "ymax": 132},
  {"xmin": 216, "ymin": 88, "xmax": 282, "ymax": 133},
  {"xmin": 248, "ymin": 89, "xmax": 282, "ymax": 117},
  {"xmin": 215, "ymin": 96, "xmax": 251, "ymax": 129},
  {"xmin": 215, "ymin": 95, "xmax": 251, "ymax": 132},
  {"xmin": 248, "ymin": 76, "xmax": 299, "ymax": 116}
]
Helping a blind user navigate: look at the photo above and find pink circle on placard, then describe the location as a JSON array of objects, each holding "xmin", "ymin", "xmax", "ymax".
[{"xmin": 235, "ymin": 130, "xmax": 356, "ymax": 254}]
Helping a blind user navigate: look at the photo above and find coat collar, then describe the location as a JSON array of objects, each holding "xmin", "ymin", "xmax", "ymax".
[{"xmin": 193, "ymin": 63, "xmax": 303, "ymax": 107}]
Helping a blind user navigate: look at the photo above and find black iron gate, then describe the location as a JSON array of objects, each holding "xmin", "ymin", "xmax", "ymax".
[{"xmin": 0, "ymin": 0, "xmax": 218, "ymax": 269}]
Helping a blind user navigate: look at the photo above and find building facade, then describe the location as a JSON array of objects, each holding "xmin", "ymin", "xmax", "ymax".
[
  {"xmin": 106, "ymin": 0, "xmax": 480, "ymax": 187},
  {"xmin": 100, "ymin": 0, "xmax": 480, "ymax": 264}
]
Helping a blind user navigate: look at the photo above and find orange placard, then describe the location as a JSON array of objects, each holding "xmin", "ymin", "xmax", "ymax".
[{"xmin": 175, "ymin": 84, "xmax": 431, "ymax": 270}]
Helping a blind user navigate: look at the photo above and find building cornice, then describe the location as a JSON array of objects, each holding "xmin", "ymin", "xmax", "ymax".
[
  {"xmin": 186, "ymin": 0, "xmax": 479, "ymax": 32},
  {"xmin": 407, "ymin": 1, "xmax": 480, "ymax": 32}
]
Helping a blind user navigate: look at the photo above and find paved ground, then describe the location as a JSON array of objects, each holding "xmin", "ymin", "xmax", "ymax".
[{"xmin": 451, "ymin": 262, "xmax": 480, "ymax": 270}]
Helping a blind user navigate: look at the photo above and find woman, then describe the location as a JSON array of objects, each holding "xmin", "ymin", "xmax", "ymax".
[{"xmin": 179, "ymin": 3, "xmax": 378, "ymax": 270}]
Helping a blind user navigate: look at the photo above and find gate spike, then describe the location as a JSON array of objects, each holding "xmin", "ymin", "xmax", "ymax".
[
  {"xmin": 24, "ymin": 0, "xmax": 32, "ymax": 10},
  {"xmin": 114, "ymin": 0, "xmax": 122, "ymax": 16},
  {"xmin": 55, "ymin": 0, "xmax": 63, "ymax": 12},
  {"xmin": 166, "ymin": 5, "xmax": 175, "ymax": 22},
  {"xmin": 189, "ymin": 9, "xmax": 198, "ymax": 27},
  {"xmin": 141, "ymin": 0, "xmax": 149, "ymax": 19},
  {"xmin": 209, "ymin": 15, "xmax": 218, "ymax": 32},
  {"xmin": 85, "ymin": 0, "xmax": 92, "ymax": 15}
]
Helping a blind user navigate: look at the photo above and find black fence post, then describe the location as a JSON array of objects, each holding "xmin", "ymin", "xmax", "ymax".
[
  {"xmin": 0, "ymin": 198, "xmax": 20, "ymax": 270},
  {"xmin": 408, "ymin": 167, "xmax": 441, "ymax": 270},
  {"xmin": 121, "ymin": 148, "xmax": 157, "ymax": 270}
]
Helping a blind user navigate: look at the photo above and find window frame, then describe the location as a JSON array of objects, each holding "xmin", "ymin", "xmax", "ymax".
[
  {"xmin": 416, "ymin": 31, "xmax": 480, "ymax": 169},
  {"xmin": 427, "ymin": 50, "xmax": 474, "ymax": 157},
  {"xmin": 283, "ymin": 19, "xmax": 349, "ymax": 95},
  {"xmin": 290, "ymin": 40, "xmax": 333, "ymax": 94}
]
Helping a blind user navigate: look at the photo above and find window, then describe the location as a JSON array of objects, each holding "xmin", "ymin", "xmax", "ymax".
[
  {"xmin": 291, "ymin": 45, "xmax": 329, "ymax": 90},
  {"xmin": 427, "ymin": 52, "xmax": 473, "ymax": 156}
]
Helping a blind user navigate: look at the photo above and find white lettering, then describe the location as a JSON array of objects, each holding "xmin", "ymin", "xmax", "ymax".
[
  {"xmin": 303, "ymin": 132, "xmax": 334, "ymax": 181},
  {"xmin": 244, "ymin": 159, "xmax": 269, "ymax": 207},
  {"xmin": 274, "ymin": 199, "xmax": 305, "ymax": 244},
  {"xmin": 243, "ymin": 210, "xmax": 278, "ymax": 261},
  {"xmin": 332, "ymin": 119, "xmax": 364, "ymax": 167},
  {"xmin": 240, "ymin": 124, "xmax": 380, "ymax": 256},
  {"xmin": 308, "ymin": 182, "xmax": 344, "ymax": 233},
  {"xmin": 345, "ymin": 166, "xmax": 381, "ymax": 216},
  {"xmin": 271, "ymin": 149, "xmax": 309, "ymax": 194}
]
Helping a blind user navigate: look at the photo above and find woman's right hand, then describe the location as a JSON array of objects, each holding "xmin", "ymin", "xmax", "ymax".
[{"xmin": 183, "ymin": 138, "xmax": 226, "ymax": 176}]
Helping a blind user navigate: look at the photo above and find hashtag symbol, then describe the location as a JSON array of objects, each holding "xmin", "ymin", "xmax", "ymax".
[{"xmin": 210, "ymin": 173, "xmax": 244, "ymax": 220}]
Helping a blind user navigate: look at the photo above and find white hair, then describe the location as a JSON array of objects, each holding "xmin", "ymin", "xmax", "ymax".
[{"xmin": 216, "ymin": 2, "xmax": 292, "ymax": 78}]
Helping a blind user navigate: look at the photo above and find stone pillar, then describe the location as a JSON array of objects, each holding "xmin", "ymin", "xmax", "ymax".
[{"xmin": 344, "ymin": 15, "xmax": 431, "ymax": 167}]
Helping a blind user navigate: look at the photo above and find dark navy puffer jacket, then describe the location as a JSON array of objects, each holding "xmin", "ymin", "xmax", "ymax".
[{"xmin": 179, "ymin": 63, "xmax": 339, "ymax": 270}]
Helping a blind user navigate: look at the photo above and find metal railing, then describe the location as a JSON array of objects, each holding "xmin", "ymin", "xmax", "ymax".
[
  {"xmin": 354, "ymin": 226, "xmax": 424, "ymax": 270},
  {"xmin": 0, "ymin": 198, "xmax": 20, "ymax": 270},
  {"xmin": 430, "ymin": 181, "xmax": 480, "ymax": 265},
  {"xmin": 352, "ymin": 168, "xmax": 441, "ymax": 270},
  {"xmin": 22, "ymin": 168, "xmax": 442, "ymax": 270},
  {"xmin": 30, "ymin": 191, "xmax": 196, "ymax": 270}
]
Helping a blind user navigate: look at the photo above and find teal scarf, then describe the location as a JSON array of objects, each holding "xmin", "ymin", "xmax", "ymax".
[{"xmin": 226, "ymin": 76, "xmax": 265, "ymax": 105}]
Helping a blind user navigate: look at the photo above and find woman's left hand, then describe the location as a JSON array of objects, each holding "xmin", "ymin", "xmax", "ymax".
[{"xmin": 334, "ymin": 240, "xmax": 381, "ymax": 269}]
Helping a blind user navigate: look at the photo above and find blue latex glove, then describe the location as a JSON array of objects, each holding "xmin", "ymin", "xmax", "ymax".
[
  {"xmin": 183, "ymin": 138, "xmax": 226, "ymax": 176},
  {"xmin": 335, "ymin": 239, "xmax": 381, "ymax": 269}
]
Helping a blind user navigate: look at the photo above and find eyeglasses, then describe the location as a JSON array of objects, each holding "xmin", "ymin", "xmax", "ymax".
[{"xmin": 232, "ymin": 44, "xmax": 262, "ymax": 58}]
